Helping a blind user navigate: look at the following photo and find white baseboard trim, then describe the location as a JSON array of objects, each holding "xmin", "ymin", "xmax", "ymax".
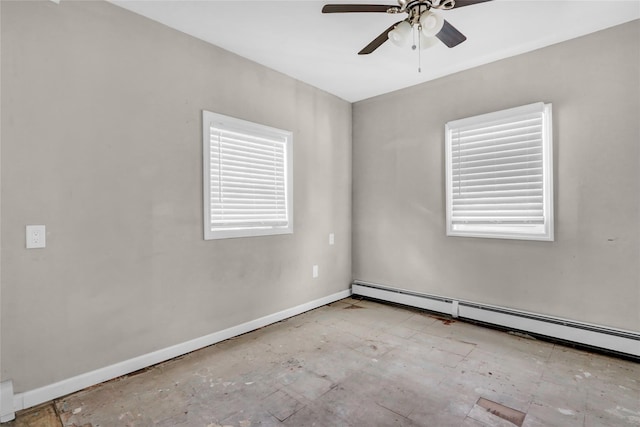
[
  {"xmin": 352, "ymin": 281, "xmax": 640, "ymax": 357},
  {"xmin": 0, "ymin": 381, "xmax": 15, "ymax": 423},
  {"xmin": 7, "ymin": 289, "xmax": 351, "ymax": 419}
]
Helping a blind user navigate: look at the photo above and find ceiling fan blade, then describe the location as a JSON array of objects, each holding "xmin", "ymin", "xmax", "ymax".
[
  {"xmin": 322, "ymin": 4, "xmax": 397, "ymax": 13},
  {"xmin": 358, "ymin": 20, "xmax": 404, "ymax": 55},
  {"xmin": 450, "ymin": 0, "xmax": 492, "ymax": 8},
  {"xmin": 436, "ymin": 19, "xmax": 467, "ymax": 48}
]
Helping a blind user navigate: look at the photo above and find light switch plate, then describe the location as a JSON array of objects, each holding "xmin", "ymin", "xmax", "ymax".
[
  {"xmin": 26, "ymin": 225, "xmax": 46, "ymax": 249},
  {"xmin": 312, "ymin": 265, "xmax": 319, "ymax": 279},
  {"xmin": 329, "ymin": 233, "xmax": 335, "ymax": 245}
]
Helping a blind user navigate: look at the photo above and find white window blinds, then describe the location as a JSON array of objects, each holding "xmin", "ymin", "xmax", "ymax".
[
  {"xmin": 445, "ymin": 103, "xmax": 553, "ymax": 241},
  {"xmin": 203, "ymin": 111, "xmax": 293, "ymax": 240}
]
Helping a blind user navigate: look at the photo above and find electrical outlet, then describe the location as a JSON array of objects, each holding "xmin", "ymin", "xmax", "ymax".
[
  {"xmin": 329, "ymin": 233, "xmax": 335, "ymax": 245},
  {"xmin": 26, "ymin": 225, "xmax": 46, "ymax": 249},
  {"xmin": 312, "ymin": 265, "xmax": 319, "ymax": 279}
]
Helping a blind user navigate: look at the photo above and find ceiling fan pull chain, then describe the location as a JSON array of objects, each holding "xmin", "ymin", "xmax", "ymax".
[
  {"xmin": 411, "ymin": 24, "xmax": 417, "ymax": 50},
  {"xmin": 418, "ymin": 24, "xmax": 422, "ymax": 72}
]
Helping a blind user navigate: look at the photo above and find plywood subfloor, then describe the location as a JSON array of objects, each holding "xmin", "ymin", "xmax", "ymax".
[
  {"xmin": 8, "ymin": 297, "xmax": 640, "ymax": 426},
  {"xmin": 6, "ymin": 404, "xmax": 61, "ymax": 427}
]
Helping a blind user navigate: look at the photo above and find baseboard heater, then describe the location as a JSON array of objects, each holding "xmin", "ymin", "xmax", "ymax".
[{"xmin": 352, "ymin": 281, "xmax": 640, "ymax": 358}]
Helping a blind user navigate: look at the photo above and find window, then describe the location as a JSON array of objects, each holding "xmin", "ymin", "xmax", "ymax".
[
  {"xmin": 203, "ymin": 111, "xmax": 293, "ymax": 240},
  {"xmin": 445, "ymin": 102, "xmax": 553, "ymax": 241}
]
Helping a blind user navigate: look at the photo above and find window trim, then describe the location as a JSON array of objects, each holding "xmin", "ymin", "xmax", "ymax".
[
  {"xmin": 202, "ymin": 110, "xmax": 293, "ymax": 240},
  {"xmin": 445, "ymin": 102, "xmax": 554, "ymax": 241}
]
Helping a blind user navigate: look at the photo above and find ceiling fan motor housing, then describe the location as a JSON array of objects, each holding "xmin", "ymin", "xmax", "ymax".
[
  {"xmin": 396, "ymin": 0, "xmax": 455, "ymax": 14},
  {"xmin": 396, "ymin": 1, "xmax": 453, "ymax": 26}
]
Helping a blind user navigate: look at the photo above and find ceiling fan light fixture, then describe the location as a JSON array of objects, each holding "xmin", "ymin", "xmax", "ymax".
[
  {"xmin": 419, "ymin": 33, "xmax": 439, "ymax": 50},
  {"xmin": 388, "ymin": 21, "xmax": 412, "ymax": 47},
  {"xmin": 322, "ymin": 0, "xmax": 487, "ymax": 55},
  {"xmin": 419, "ymin": 11, "xmax": 444, "ymax": 37}
]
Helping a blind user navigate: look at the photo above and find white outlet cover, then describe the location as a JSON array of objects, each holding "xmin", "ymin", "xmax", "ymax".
[
  {"xmin": 312, "ymin": 265, "xmax": 319, "ymax": 279},
  {"xmin": 26, "ymin": 225, "xmax": 46, "ymax": 249},
  {"xmin": 329, "ymin": 233, "xmax": 335, "ymax": 245}
]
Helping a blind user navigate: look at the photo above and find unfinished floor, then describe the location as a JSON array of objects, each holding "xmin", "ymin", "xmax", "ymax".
[{"xmin": 7, "ymin": 297, "xmax": 640, "ymax": 427}]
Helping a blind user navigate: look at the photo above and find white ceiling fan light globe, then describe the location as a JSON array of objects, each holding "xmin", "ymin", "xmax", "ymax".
[
  {"xmin": 388, "ymin": 21, "xmax": 412, "ymax": 47},
  {"xmin": 420, "ymin": 11, "xmax": 444, "ymax": 37},
  {"xmin": 419, "ymin": 33, "xmax": 439, "ymax": 50}
]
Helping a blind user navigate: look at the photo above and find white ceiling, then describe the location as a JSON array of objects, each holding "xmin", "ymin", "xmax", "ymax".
[{"xmin": 109, "ymin": 0, "xmax": 640, "ymax": 102}]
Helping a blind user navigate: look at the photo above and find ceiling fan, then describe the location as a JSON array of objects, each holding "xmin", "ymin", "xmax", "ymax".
[{"xmin": 322, "ymin": 0, "xmax": 492, "ymax": 55}]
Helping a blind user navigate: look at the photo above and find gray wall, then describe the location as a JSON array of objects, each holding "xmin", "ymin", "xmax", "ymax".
[
  {"xmin": 0, "ymin": 0, "xmax": 3, "ymax": 390},
  {"xmin": 1, "ymin": 1, "xmax": 351, "ymax": 391},
  {"xmin": 353, "ymin": 21, "xmax": 640, "ymax": 332}
]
